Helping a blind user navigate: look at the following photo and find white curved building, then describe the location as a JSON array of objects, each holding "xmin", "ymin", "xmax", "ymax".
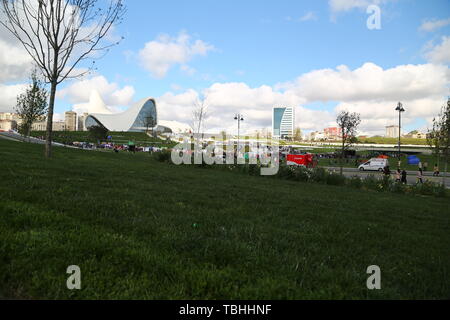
[{"xmin": 85, "ymin": 97, "xmax": 192, "ymax": 134}]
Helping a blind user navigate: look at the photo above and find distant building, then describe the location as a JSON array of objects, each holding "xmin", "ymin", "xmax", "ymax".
[
  {"xmin": 324, "ymin": 127, "xmax": 342, "ymax": 140},
  {"xmin": 65, "ymin": 111, "xmax": 77, "ymax": 131},
  {"xmin": 272, "ymin": 106, "xmax": 295, "ymax": 139},
  {"xmin": 308, "ymin": 131, "xmax": 325, "ymax": 141},
  {"xmin": 0, "ymin": 112, "xmax": 22, "ymax": 125},
  {"xmin": 78, "ymin": 113, "xmax": 89, "ymax": 131},
  {"xmin": 32, "ymin": 121, "xmax": 66, "ymax": 132},
  {"xmin": 385, "ymin": 125, "xmax": 400, "ymax": 138},
  {"xmin": 0, "ymin": 119, "xmax": 17, "ymax": 131},
  {"xmin": 405, "ymin": 131, "xmax": 427, "ymax": 139}
]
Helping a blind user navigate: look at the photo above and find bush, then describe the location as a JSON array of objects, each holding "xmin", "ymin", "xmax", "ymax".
[
  {"xmin": 362, "ymin": 174, "xmax": 379, "ymax": 191},
  {"xmin": 153, "ymin": 150, "xmax": 171, "ymax": 163},
  {"xmin": 347, "ymin": 176, "xmax": 363, "ymax": 189},
  {"xmin": 277, "ymin": 165, "xmax": 297, "ymax": 180},
  {"xmin": 389, "ymin": 181, "xmax": 407, "ymax": 194},
  {"xmin": 412, "ymin": 181, "xmax": 447, "ymax": 197},
  {"xmin": 293, "ymin": 167, "xmax": 310, "ymax": 182},
  {"xmin": 326, "ymin": 172, "xmax": 346, "ymax": 186},
  {"xmin": 380, "ymin": 175, "xmax": 393, "ymax": 191},
  {"xmin": 310, "ymin": 167, "xmax": 328, "ymax": 184}
]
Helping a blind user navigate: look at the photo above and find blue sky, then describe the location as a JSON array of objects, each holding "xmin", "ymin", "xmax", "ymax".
[
  {"xmin": 1, "ymin": 0, "xmax": 450, "ymax": 135},
  {"xmin": 97, "ymin": 0, "xmax": 449, "ymax": 96}
]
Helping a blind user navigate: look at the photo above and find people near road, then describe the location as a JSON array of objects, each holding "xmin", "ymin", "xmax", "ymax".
[
  {"xmin": 423, "ymin": 162, "xmax": 428, "ymax": 172},
  {"xmin": 401, "ymin": 170, "xmax": 407, "ymax": 185},
  {"xmin": 128, "ymin": 140, "xmax": 136, "ymax": 153},
  {"xmin": 433, "ymin": 164, "xmax": 440, "ymax": 177},
  {"xmin": 417, "ymin": 168, "xmax": 424, "ymax": 184},
  {"xmin": 383, "ymin": 165, "xmax": 391, "ymax": 177},
  {"xmin": 395, "ymin": 169, "xmax": 401, "ymax": 182}
]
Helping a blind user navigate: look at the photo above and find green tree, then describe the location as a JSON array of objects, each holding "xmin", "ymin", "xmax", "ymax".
[
  {"xmin": 1, "ymin": 0, "xmax": 125, "ymax": 158},
  {"xmin": 88, "ymin": 125, "xmax": 108, "ymax": 143},
  {"xmin": 294, "ymin": 127, "xmax": 303, "ymax": 141},
  {"xmin": 337, "ymin": 111, "xmax": 361, "ymax": 175},
  {"xmin": 428, "ymin": 98, "xmax": 450, "ymax": 184},
  {"xmin": 15, "ymin": 70, "xmax": 48, "ymax": 137}
]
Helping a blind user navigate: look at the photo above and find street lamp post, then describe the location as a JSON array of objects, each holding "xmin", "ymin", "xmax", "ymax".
[
  {"xmin": 234, "ymin": 114, "xmax": 244, "ymax": 151},
  {"xmin": 395, "ymin": 102, "xmax": 405, "ymax": 162}
]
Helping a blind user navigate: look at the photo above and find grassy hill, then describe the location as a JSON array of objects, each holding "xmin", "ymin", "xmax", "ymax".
[
  {"xmin": 29, "ymin": 131, "xmax": 173, "ymax": 146},
  {"xmin": 0, "ymin": 139, "xmax": 448, "ymax": 299}
]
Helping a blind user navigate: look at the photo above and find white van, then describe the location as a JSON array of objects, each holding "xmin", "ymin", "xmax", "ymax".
[{"xmin": 358, "ymin": 158, "xmax": 389, "ymax": 172}]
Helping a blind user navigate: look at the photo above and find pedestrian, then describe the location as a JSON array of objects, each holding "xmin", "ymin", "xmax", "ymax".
[
  {"xmin": 423, "ymin": 162, "xmax": 428, "ymax": 172},
  {"xmin": 401, "ymin": 169, "xmax": 407, "ymax": 185},
  {"xmin": 383, "ymin": 165, "xmax": 391, "ymax": 177},
  {"xmin": 395, "ymin": 169, "xmax": 401, "ymax": 182},
  {"xmin": 417, "ymin": 168, "xmax": 423, "ymax": 184},
  {"xmin": 433, "ymin": 164, "xmax": 440, "ymax": 177}
]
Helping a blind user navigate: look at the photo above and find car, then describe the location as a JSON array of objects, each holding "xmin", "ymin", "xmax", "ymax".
[{"xmin": 358, "ymin": 158, "xmax": 389, "ymax": 172}]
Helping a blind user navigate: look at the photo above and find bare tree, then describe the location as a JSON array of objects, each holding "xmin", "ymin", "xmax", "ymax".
[
  {"xmin": 15, "ymin": 68, "xmax": 48, "ymax": 137},
  {"xmin": 336, "ymin": 111, "xmax": 361, "ymax": 175},
  {"xmin": 428, "ymin": 98, "xmax": 450, "ymax": 184},
  {"xmin": 294, "ymin": 127, "xmax": 302, "ymax": 142},
  {"xmin": 192, "ymin": 97, "xmax": 208, "ymax": 139},
  {"xmin": 1, "ymin": 0, "xmax": 125, "ymax": 157}
]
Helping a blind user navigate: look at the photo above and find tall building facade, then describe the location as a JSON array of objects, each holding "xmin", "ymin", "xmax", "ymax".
[
  {"xmin": 385, "ymin": 125, "xmax": 400, "ymax": 138},
  {"xmin": 324, "ymin": 127, "xmax": 342, "ymax": 140},
  {"xmin": 65, "ymin": 111, "xmax": 77, "ymax": 131},
  {"xmin": 78, "ymin": 113, "xmax": 89, "ymax": 131},
  {"xmin": 272, "ymin": 107, "xmax": 295, "ymax": 139}
]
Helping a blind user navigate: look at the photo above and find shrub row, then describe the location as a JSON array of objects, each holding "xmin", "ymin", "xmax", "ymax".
[
  {"xmin": 273, "ymin": 166, "xmax": 448, "ymax": 198},
  {"xmin": 153, "ymin": 152, "xmax": 448, "ymax": 198}
]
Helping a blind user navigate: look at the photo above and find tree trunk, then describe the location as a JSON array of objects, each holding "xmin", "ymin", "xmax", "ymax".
[
  {"xmin": 45, "ymin": 80, "xmax": 57, "ymax": 158},
  {"xmin": 27, "ymin": 122, "xmax": 32, "ymax": 143},
  {"xmin": 444, "ymin": 153, "xmax": 448, "ymax": 186},
  {"xmin": 340, "ymin": 133, "xmax": 344, "ymax": 175}
]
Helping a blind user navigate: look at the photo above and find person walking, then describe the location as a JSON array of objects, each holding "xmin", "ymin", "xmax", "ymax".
[
  {"xmin": 433, "ymin": 164, "xmax": 440, "ymax": 177},
  {"xmin": 395, "ymin": 169, "xmax": 401, "ymax": 182},
  {"xmin": 417, "ymin": 168, "xmax": 424, "ymax": 184},
  {"xmin": 401, "ymin": 169, "xmax": 407, "ymax": 185},
  {"xmin": 423, "ymin": 162, "xmax": 428, "ymax": 172}
]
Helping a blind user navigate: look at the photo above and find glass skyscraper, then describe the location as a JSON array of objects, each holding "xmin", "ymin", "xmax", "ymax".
[{"xmin": 272, "ymin": 107, "xmax": 295, "ymax": 139}]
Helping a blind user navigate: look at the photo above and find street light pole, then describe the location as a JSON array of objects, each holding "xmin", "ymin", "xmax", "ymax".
[
  {"xmin": 234, "ymin": 114, "xmax": 244, "ymax": 151},
  {"xmin": 395, "ymin": 102, "xmax": 405, "ymax": 162}
]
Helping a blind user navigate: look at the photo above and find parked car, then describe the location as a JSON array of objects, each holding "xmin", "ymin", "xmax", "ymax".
[{"xmin": 358, "ymin": 158, "xmax": 389, "ymax": 172}]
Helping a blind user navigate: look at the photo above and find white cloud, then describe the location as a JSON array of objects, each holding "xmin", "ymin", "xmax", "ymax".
[
  {"xmin": 423, "ymin": 36, "xmax": 450, "ymax": 64},
  {"xmin": 419, "ymin": 18, "xmax": 450, "ymax": 32},
  {"xmin": 138, "ymin": 31, "xmax": 215, "ymax": 79},
  {"xmin": 155, "ymin": 62, "xmax": 449, "ymax": 136},
  {"xmin": 0, "ymin": 39, "xmax": 33, "ymax": 82},
  {"xmin": 0, "ymin": 83, "xmax": 27, "ymax": 112},
  {"xmin": 329, "ymin": 0, "xmax": 392, "ymax": 16},
  {"xmin": 57, "ymin": 76, "xmax": 135, "ymax": 109},
  {"xmin": 299, "ymin": 12, "xmax": 318, "ymax": 22},
  {"xmin": 329, "ymin": 0, "xmax": 372, "ymax": 13},
  {"xmin": 278, "ymin": 62, "xmax": 449, "ymax": 103}
]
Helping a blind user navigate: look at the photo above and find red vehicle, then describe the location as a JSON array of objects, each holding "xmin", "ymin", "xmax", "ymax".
[{"xmin": 286, "ymin": 153, "xmax": 316, "ymax": 168}]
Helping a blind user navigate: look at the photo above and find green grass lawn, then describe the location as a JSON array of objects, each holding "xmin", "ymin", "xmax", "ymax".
[
  {"xmin": 0, "ymin": 139, "xmax": 449, "ymax": 299},
  {"xmin": 29, "ymin": 131, "xmax": 173, "ymax": 146},
  {"xmin": 358, "ymin": 137, "xmax": 428, "ymax": 145}
]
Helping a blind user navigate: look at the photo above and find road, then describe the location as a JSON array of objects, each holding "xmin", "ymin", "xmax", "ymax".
[
  {"xmin": 0, "ymin": 131, "xmax": 65, "ymax": 146},
  {"xmin": 325, "ymin": 167, "xmax": 450, "ymax": 188}
]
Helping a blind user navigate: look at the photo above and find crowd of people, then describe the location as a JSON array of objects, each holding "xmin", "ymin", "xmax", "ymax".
[{"xmin": 383, "ymin": 161, "xmax": 441, "ymax": 186}]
